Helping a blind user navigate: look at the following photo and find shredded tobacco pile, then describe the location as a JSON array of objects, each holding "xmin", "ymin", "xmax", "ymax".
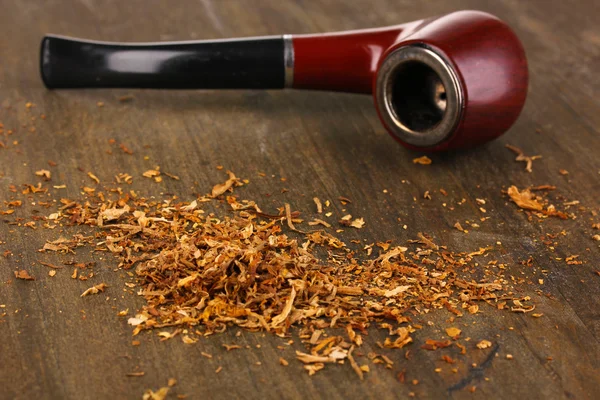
[{"xmin": 17, "ymin": 171, "xmax": 537, "ymax": 379}]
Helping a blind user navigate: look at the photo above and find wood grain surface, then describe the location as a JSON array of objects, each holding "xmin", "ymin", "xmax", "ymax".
[{"xmin": 1, "ymin": 1, "xmax": 599, "ymax": 399}]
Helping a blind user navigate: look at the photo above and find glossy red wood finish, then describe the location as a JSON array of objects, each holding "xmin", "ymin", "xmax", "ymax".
[
  {"xmin": 292, "ymin": 11, "xmax": 528, "ymax": 151},
  {"xmin": 292, "ymin": 26, "xmax": 409, "ymax": 93}
]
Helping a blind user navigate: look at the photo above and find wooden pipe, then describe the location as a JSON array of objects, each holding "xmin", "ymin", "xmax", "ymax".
[{"xmin": 40, "ymin": 10, "xmax": 528, "ymax": 151}]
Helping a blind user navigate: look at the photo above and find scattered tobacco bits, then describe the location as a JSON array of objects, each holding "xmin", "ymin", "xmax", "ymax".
[
  {"xmin": 412, "ymin": 156, "xmax": 432, "ymax": 165},
  {"xmin": 14, "ymin": 174, "xmax": 537, "ymax": 380},
  {"xmin": 5, "ymin": 114, "xmax": 583, "ymax": 391}
]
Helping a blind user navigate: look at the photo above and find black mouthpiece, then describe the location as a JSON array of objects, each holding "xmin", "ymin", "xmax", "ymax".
[{"xmin": 40, "ymin": 35, "xmax": 286, "ymax": 90}]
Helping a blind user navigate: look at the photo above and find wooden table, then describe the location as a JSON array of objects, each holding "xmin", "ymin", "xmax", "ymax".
[{"xmin": 1, "ymin": 1, "xmax": 599, "ymax": 399}]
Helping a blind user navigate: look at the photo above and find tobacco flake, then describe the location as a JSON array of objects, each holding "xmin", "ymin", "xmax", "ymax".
[
  {"xmin": 81, "ymin": 283, "xmax": 107, "ymax": 297},
  {"xmin": 87, "ymin": 172, "xmax": 100, "ymax": 184},
  {"xmin": 142, "ymin": 386, "xmax": 169, "ymax": 400},
  {"xmin": 350, "ymin": 218, "xmax": 365, "ymax": 229},
  {"xmin": 505, "ymin": 144, "xmax": 541, "ymax": 173},
  {"xmin": 507, "ymin": 186, "xmax": 543, "ymax": 211},
  {"xmin": 445, "ymin": 327, "xmax": 461, "ymax": 338},
  {"xmin": 313, "ymin": 197, "xmax": 323, "ymax": 213},
  {"xmin": 14, "ymin": 270, "xmax": 35, "ymax": 280},
  {"xmin": 421, "ymin": 339, "xmax": 452, "ymax": 350},
  {"xmin": 35, "ymin": 169, "xmax": 51, "ymax": 180},
  {"xmin": 210, "ymin": 171, "xmax": 241, "ymax": 197},
  {"xmin": 347, "ymin": 346, "xmax": 363, "ymax": 380},
  {"xmin": 308, "ymin": 219, "xmax": 332, "ymax": 228},
  {"xmin": 296, "ymin": 351, "xmax": 337, "ymax": 364},
  {"xmin": 284, "ymin": 203, "xmax": 297, "ymax": 231},
  {"xmin": 413, "ymin": 156, "xmax": 432, "ymax": 165}
]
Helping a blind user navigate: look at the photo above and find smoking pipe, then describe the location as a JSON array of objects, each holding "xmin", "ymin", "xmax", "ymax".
[{"xmin": 40, "ymin": 10, "xmax": 528, "ymax": 151}]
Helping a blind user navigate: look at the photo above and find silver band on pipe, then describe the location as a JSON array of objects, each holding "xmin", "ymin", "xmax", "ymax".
[{"xmin": 283, "ymin": 34, "xmax": 294, "ymax": 88}]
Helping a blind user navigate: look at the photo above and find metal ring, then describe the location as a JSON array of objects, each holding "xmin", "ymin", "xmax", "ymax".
[
  {"xmin": 375, "ymin": 45, "xmax": 463, "ymax": 147},
  {"xmin": 283, "ymin": 34, "xmax": 294, "ymax": 88}
]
